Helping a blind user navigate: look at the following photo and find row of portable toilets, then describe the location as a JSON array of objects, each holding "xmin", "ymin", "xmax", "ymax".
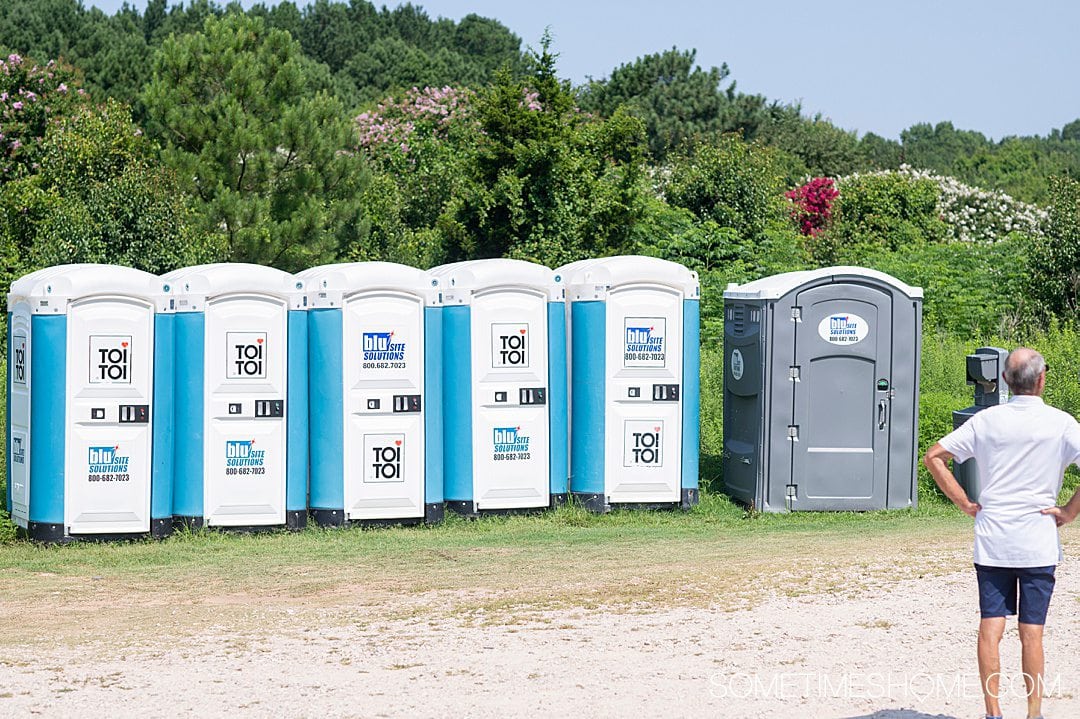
[{"xmin": 5, "ymin": 257, "xmax": 702, "ymax": 541}]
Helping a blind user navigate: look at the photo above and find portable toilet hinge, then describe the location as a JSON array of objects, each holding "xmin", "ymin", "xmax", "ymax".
[
  {"xmin": 790, "ymin": 306, "xmax": 802, "ymax": 322},
  {"xmin": 787, "ymin": 425, "xmax": 799, "ymax": 441},
  {"xmin": 788, "ymin": 366, "xmax": 800, "ymax": 381},
  {"xmin": 785, "ymin": 484, "xmax": 798, "ymax": 510}
]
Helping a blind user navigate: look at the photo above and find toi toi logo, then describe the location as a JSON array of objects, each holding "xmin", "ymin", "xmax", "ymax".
[
  {"xmin": 624, "ymin": 421, "xmax": 663, "ymax": 467},
  {"xmin": 13, "ymin": 334, "xmax": 26, "ymax": 385},
  {"xmin": 90, "ymin": 335, "xmax": 132, "ymax": 384},
  {"xmin": 364, "ymin": 434, "xmax": 405, "ymax": 483},
  {"xmin": 492, "ymin": 324, "xmax": 528, "ymax": 368},
  {"xmin": 227, "ymin": 332, "xmax": 267, "ymax": 378}
]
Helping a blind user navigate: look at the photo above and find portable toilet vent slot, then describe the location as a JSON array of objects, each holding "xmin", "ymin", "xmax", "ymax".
[
  {"xmin": 559, "ymin": 256, "xmax": 701, "ymax": 512},
  {"xmin": 722, "ymin": 266, "xmax": 923, "ymax": 511},
  {"xmin": 164, "ymin": 263, "xmax": 307, "ymax": 529},
  {"xmin": 300, "ymin": 262, "xmax": 443, "ymax": 525},
  {"xmin": 6, "ymin": 264, "xmax": 174, "ymax": 542},
  {"xmin": 431, "ymin": 259, "xmax": 567, "ymax": 515}
]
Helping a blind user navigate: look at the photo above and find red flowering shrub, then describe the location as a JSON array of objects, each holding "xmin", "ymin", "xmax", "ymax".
[{"xmin": 786, "ymin": 176, "xmax": 839, "ymax": 236}]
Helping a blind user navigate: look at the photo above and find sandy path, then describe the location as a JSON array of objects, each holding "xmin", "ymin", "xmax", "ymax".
[{"xmin": 1, "ymin": 548, "xmax": 1078, "ymax": 718}]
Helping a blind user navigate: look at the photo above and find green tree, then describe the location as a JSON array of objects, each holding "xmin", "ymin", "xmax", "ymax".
[
  {"xmin": 756, "ymin": 106, "xmax": 863, "ymax": 178},
  {"xmin": 579, "ymin": 48, "xmax": 730, "ymax": 160},
  {"xmin": 0, "ymin": 98, "xmax": 218, "ymax": 294},
  {"xmin": 811, "ymin": 171, "xmax": 946, "ymax": 264},
  {"xmin": 1030, "ymin": 175, "xmax": 1080, "ymax": 317},
  {"xmin": 141, "ymin": 13, "xmax": 368, "ymax": 270},
  {"xmin": 900, "ymin": 121, "xmax": 991, "ymax": 172},
  {"xmin": 662, "ymin": 134, "xmax": 788, "ymax": 245},
  {"xmin": 443, "ymin": 37, "xmax": 651, "ymax": 265}
]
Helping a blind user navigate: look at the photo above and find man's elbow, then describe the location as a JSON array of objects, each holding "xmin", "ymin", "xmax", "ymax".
[{"xmin": 923, "ymin": 443, "xmax": 948, "ymax": 469}]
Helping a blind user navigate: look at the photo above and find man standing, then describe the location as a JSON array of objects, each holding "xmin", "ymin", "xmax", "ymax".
[{"xmin": 924, "ymin": 347, "xmax": 1080, "ymax": 719}]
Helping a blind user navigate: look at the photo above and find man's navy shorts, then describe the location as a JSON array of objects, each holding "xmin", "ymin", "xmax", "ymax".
[{"xmin": 974, "ymin": 564, "xmax": 1056, "ymax": 625}]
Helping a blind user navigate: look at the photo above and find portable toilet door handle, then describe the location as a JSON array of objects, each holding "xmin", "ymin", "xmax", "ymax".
[{"xmin": 877, "ymin": 399, "xmax": 888, "ymax": 430}]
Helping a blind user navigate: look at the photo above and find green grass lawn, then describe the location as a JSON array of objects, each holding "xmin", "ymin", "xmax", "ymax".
[{"xmin": 3, "ymin": 491, "xmax": 1075, "ymax": 648}]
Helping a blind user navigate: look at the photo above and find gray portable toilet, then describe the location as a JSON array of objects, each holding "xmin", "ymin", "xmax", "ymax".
[
  {"xmin": 299, "ymin": 262, "xmax": 443, "ymax": 525},
  {"xmin": 722, "ymin": 267, "xmax": 922, "ymax": 511},
  {"xmin": 951, "ymin": 346, "xmax": 1009, "ymax": 503},
  {"xmin": 431, "ymin": 259, "xmax": 567, "ymax": 515},
  {"xmin": 559, "ymin": 256, "xmax": 700, "ymax": 511},
  {"xmin": 164, "ymin": 263, "xmax": 308, "ymax": 529},
  {"xmin": 6, "ymin": 264, "xmax": 174, "ymax": 541}
]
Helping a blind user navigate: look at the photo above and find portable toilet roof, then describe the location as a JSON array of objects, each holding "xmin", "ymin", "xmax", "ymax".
[
  {"xmin": 8, "ymin": 264, "xmax": 171, "ymax": 313},
  {"xmin": 723, "ymin": 266, "xmax": 922, "ymax": 301},
  {"xmin": 163, "ymin": 263, "xmax": 306, "ymax": 311},
  {"xmin": 298, "ymin": 262, "xmax": 440, "ymax": 307},
  {"xmin": 563, "ymin": 256, "xmax": 700, "ymax": 300},
  {"xmin": 432, "ymin": 259, "xmax": 562, "ymax": 303}
]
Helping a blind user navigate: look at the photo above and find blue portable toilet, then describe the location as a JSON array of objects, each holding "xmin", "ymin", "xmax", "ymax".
[
  {"xmin": 559, "ymin": 256, "xmax": 700, "ymax": 512},
  {"xmin": 299, "ymin": 262, "xmax": 443, "ymax": 525},
  {"xmin": 163, "ymin": 264, "xmax": 307, "ymax": 530},
  {"xmin": 6, "ymin": 264, "xmax": 174, "ymax": 542},
  {"xmin": 431, "ymin": 259, "xmax": 567, "ymax": 515}
]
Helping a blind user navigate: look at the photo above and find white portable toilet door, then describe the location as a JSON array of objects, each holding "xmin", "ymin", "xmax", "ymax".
[
  {"xmin": 9, "ymin": 310, "xmax": 31, "ymax": 527},
  {"xmin": 471, "ymin": 287, "xmax": 550, "ymax": 509},
  {"xmin": 65, "ymin": 296, "xmax": 155, "ymax": 534},
  {"xmin": 204, "ymin": 294, "xmax": 288, "ymax": 526},
  {"xmin": 789, "ymin": 284, "xmax": 892, "ymax": 509},
  {"xmin": 604, "ymin": 285, "xmax": 683, "ymax": 503},
  {"xmin": 343, "ymin": 290, "xmax": 425, "ymax": 520}
]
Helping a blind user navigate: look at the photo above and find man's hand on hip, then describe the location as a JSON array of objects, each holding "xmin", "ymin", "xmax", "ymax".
[{"xmin": 1042, "ymin": 505, "xmax": 1078, "ymax": 527}]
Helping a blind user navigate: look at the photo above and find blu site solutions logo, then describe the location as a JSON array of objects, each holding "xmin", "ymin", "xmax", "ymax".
[
  {"xmin": 625, "ymin": 326, "xmax": 664, "ymax": 354},
  {"xmin": 226, "ymin": 440, "xmax": 266, "ymax": 467},
  {"xmin": 818, "ymin": 312, "xmax": 869, "ymax": 345},
  {"xmin": 362, "ymin": 332, "xmax": 406, "ymax": 361},
  {"xmin": 830, "ymin": 316, "xmax": 857, "ymax": 336},
  {"xmin": 88, "ymin": 445, "xmax": 129, "ymax": 473},
  {"xmin": 493, "ymin": 426, "xmax": 530, "ymax": 454}
]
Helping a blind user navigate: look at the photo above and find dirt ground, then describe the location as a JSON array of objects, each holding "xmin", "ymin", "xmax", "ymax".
[{"xmin": 1, "ymin": 538, "xmax": 1078, "ymax": 718}]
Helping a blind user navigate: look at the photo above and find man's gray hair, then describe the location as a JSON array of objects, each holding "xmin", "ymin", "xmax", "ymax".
[{"xmin": 1003, "ymin": 348, "xmax": 1046, "ymax": 395}]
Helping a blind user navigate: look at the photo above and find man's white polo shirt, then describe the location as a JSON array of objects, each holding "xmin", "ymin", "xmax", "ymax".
[{"xmin": 940, "ymin": 394, "xmax": 1080, "ymax": 567}]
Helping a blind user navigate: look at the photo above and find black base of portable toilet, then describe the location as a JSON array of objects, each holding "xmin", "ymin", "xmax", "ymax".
[
  {"xmin": 16, "ymin": 520, "xmax": 173, "ymax": 543},
  {"xmin": 20, "ymin": 522, "xmax": 66, "ymax": 543},
  {"xmin": 572, "ymin": 488, "xmax": 698, "ymax": 513}
]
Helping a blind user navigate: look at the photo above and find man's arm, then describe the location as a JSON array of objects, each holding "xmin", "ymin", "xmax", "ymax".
[
  {"xmin": 1042, "ymin": 488, "xmax": 1080, "ymax": 527},
  {"xmin": 1044, "ymin": 418, "xmax": 1080, "ymax": 527},
  {"xmin": 923, "ymin": 442, "xmax": 981, "ymax": 517}
]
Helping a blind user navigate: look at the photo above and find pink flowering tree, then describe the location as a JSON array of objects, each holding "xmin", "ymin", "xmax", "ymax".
[
  {"xmin": 350, "ymin": 85, "xmax": 482, "ymax": 265},
  {"xmin": 356, "ymin": 85, "xmax": 476, "ymax": 159},
  {"xmin": 0, "ymin": 54, "xmax": 87, "ymax": 181},
  {"xmin": 786, "ymin": 177, "xmax": 839, "ymax": 236}
]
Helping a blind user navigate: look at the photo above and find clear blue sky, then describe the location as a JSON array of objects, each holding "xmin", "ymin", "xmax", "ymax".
[{"xmin": 88, "ymin": 0, "xmax": 1080, "ymax": 141}]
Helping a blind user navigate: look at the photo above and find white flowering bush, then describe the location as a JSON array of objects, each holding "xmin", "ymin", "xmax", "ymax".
[{"xmin": 837, "ymin": 165, "xmax": 1047, "ymax": 244}]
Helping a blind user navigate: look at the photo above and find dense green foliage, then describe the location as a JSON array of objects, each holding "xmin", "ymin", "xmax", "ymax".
[
  {"xmin": 2, "ymin": 0, "xmax": 1080, "ymax": 511},
  {"xmin": 142, "ymin": 13, "xmax": 368, "ymax": 270}
]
